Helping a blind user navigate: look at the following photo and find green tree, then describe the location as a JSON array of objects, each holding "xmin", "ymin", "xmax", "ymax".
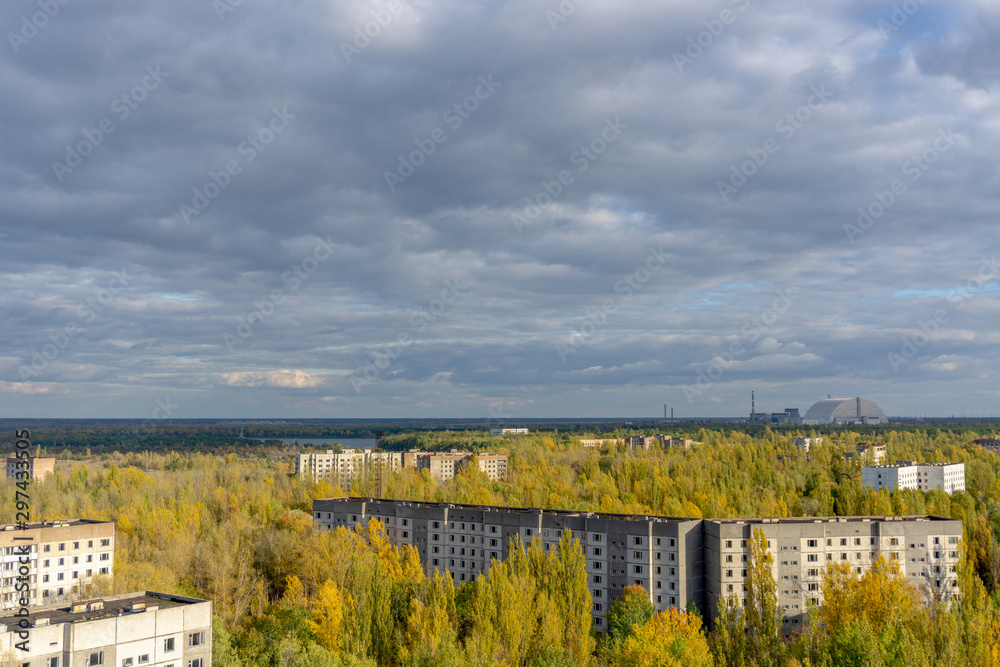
[
  {"xmin": 744, "ymin": 529, "xmax": 784, "ymax": 666},
  {"xmin": 606, "ymin": 584, "xmax": 654, "ymax": 646}
]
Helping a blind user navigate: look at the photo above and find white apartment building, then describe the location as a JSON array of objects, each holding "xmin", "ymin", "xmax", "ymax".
[
  {"xmin": 792, "ymin": 437, "xmax": 823, "ymax": 452},
  {"xmin": 862, "ymin": 462, "xmax": 965, "ymax": 494},
  {"xmin": 295, "ymin": 450, "xmax": 403, "ymax": 488},
  {"xmin": 5, "ymin": 456, "xmax": 55, "ymax": 481},
  {"xmin": 0, "ymin": 591, "xmax": 212, "ymax": 667},
  {"xmin": 0, "ymin": 520, "xmax": 114, "ymax": 609}
]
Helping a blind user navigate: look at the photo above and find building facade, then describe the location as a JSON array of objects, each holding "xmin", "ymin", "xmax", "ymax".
[
  {"xmin": 704, "ymin": 515, "xmax": 961, "ymax": 631},
  {"xmin": 0, "ymin": 591, "xmax": 212, "ymax": 667},
  {"xmin": 313, "ymin": 497, "xmax": 961, "ymax": 631},
  {"xmin": 0, "ymin": 520, "xmax": 115, "ymax": 609},
  {"xmin": 862, "ymin": 462, "xmax": 965, "ymax": 494},
  {"xmin": 489, "ymin": 428, "xmax": 529, "ymax": 436},
  {"xmin": 294, "ymin": 450, "xmax": 404, "ymax": 488},
  {"xmin": 313, "ymin": 497, "xmax": 702, "ymax": 630},
  {"xmin": 792, "ymin": 437, "xmax": 823, "ymax": 452},
  {"xmin": 6, "ymin": 456, "xmax": 55, "ymax": 481},
  {"xmin": 974, "ymin": 438, "xmax": 1000, "ymax": 456}
]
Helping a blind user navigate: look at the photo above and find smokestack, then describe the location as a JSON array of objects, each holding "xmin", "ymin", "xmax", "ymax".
[
  {"xmin": 752, "ymin": 391, "xmax": 755, "ymax": 421},
  {"xmin": 857, "ymin": 396, "xmax": 861, "ymax": 419}
]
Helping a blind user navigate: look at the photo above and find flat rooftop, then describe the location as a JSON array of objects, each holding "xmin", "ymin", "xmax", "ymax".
[
  {"xmin": 863, "ymin": 462, "xmax": 961, "ymax": 469},
  {"xmin": 0, "ymin": 592, "xmax": 206, "ymax": 628},
  {"xmin": 318, "ymin": 498, "xmax": 959, "ymax": 527},
  {"xmin": 0, "ymin": 519, "xmax": 113, "ymax": 532},
  {"xmin": 316, "ymin": 497, "xmax": 698, "ymax": 523},
  {"xmin": 707, "ymin": 515, "xmax": 956, "ymax": 524}
]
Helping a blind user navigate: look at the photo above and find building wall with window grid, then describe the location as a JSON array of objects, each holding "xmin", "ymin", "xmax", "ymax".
[
  {"xmin": 0, "ymin": 520, "xmax": 114, "ymax": 609},
  {"xmin": 703, "ymin": 516, "xmax": 962, "ymax": 632},
  {"xmin": 0, "ymin": 591, "xmax": 211, "ymax": 667},
  {"xmin": 313, "ymin": 497, "xmax": 702, "ymax": 628}
]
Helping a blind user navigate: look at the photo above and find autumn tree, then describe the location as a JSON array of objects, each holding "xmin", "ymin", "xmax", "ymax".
[
  {"xmin": 605, "ymin": 584, "xmax": 654, "ymax": 646},
  {"xmin": 608, "ymin": 608, "xmax": 711, "ymax": 667}
]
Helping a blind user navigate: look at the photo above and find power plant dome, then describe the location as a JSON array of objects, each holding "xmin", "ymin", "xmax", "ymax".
[{"xmin": 804, "ymin": 397, "xmax": 887, "ymax": 424}]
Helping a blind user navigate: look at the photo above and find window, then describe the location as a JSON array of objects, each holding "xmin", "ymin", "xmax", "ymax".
[
  {"xmin": 101, "ymin": 539, "xmax": 111, "ymax": 547},
  {"xmin": 634, "ymin": 537, "xmax": 643, "ymax": 546},
  {"xmin": 188, "ymin": 661, "xmax": 204, "ymax": 667},
  {"xmin": 138, "ymin": 657, "xmax": 150, "ymax": 665},
  {"xmin": 806, "ymin": 539, "xmax": 817, "ymax": 548},
  {"xmin": 189, "ymin": 632, "xmax": 205, "ymax": 647},
  {"xmin": 725, "ymin": 540, "xmax": 732, "ymax": 548},
  {"xmin": 48, "ymin": 659, "xmax": 59, "ymax": 667},
  {"xmin": 634, "ymin": 565, "xmax": 642, "ymax": 574},
  {"xmin": 807, "ymin": 554, "xmax": 818, "ymax": 562},
  {"xmin": 633, "ymin": 551, "xmax": 641, "ymax": 559},
  {"xmin": 593, "ymin": 575, "xmax": 602, "ymax": 584},
  {"xmin": 165, "ymin": 638, "xmax": 175, "ymax": 652},
  {"xmin": 100, "ymin": 553, "xmax": 110, "ymax": 561},
  {"xmin": 87, "ymin": 652, "xmax": 104, "ymax": 666},
  {"xmin": 44, "ymin": 545, "xmax": 50, "ymax": 553}
]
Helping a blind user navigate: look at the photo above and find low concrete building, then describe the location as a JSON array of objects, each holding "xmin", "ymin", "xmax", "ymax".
[
  {"xmin": 628, "ymin": 436, "xmax": 657, "ymax": 451},
  {"xmin": 862, "ymin": 462, "xmax": 965, "ymax": 494},
  {"xmin": 0, "ymin": 591, "xmax": 212, "ymax": 667},
  {"xmin": 579, "ymin": 439, "xmax": 620, "ymax": 449},
  {"xmin": 704, "ymin": 515, "xmax": 961, "ymax": 632},
  {"xmin": 490, "ymin": 428, "xmax": 529, "ymax": 436},
  {"xmin": 313, "ymin": 498, "xmax": 961, "ymax": 632},
  {"xmin": 6, "ymin": 456, "xmax": 55, "ymax": 482},
  {"xmin": 661, "ymin": 436, "xmax": 696, "ymax": 450},
  {"xmin": 0, "ymin": 519, "xmax": 115, "ymax": 609}
]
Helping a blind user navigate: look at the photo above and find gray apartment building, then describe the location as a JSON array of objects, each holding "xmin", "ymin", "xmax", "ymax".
[
  {"xmin": 313, "ymin": 497, "xmax": 702, "ymax": 630},
  {"xmin": 704, "ymin": 515, "xmax": 961, "ymax": 631},
  {"xmin": 314, "ymin": 497, "xmax": 962, "ymax": 631},
  {"xmin": 0, "ymin": 591, "xmax": 212, "ymax": 667}
]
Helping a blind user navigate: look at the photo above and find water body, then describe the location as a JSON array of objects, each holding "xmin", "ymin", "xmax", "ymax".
[{"xmin": 253, "ymin": 437, "xmax": 378, "ymax": 449}]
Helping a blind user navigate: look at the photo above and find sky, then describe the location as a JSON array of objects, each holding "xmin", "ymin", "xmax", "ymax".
[{"xmin": 2, "ymin": 0, "xmax": 1000, "ymax": 420}]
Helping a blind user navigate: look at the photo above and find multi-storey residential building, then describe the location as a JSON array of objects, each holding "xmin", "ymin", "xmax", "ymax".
[
  {"xmin": 313, "ymin": 498, "xmax": 962, "ymax": 632},
  {"xmin": 6, "ymin": 456, "xmax": 55, "ymax": 481},
  {"xmin": 0, "ymin": 591, "xmax": 212, "ymax": 667},
  {"xmin": 974, "ymin": 438, "xmax": 1000, "ymax": 455},
  {"xmin": 408, "ymin": 451, "xmax": 508, "ymax": 483},
  {"xmin": 0, "ymin": 519, "xmax": 115, "ymax": 609},
  {"xmin": 294, "ymin": 450, "xmax": 403, "ymax": 488},
  {"xmin": 579, "ymin": 439, "xmax": 621, "ymax": 449},
  {"xmin": 704, "ymin": 515, "xmax": 961, "ymax": 631},
  {"xmin": 313, "ymin": 497, "xmax": 703, "ymax": 630},
  {"xmin": 862, "ymin": 462, "xmax": 966, "ymax": 494},
  {"xmin": 792, "ymin": 437, "xmax": 823, "ymax": 452},
  {"xmin": 844, "ymin": 443, "xmax": 886, "ymax": 464},
  {"xmin": 489, "ymin": 428, "xmax": 529, "ymax": 436},
  {"xmin": 628, "ymin": 436, "xmax": 657, "ymax": 451},
  {"xmin": 660, "ymin": 436, "xmax": 696, "ymax": 450}
]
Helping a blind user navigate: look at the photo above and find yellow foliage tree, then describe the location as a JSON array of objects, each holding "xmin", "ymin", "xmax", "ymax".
[
  {"xmin": 820, "ymin": 554, "xmax": 922, "ymax": 635},
  {"xmin": 308, "ymin": 579, "xmax": 344, "ymax": 654},
  {"xmin": 611, "ymin": 608, "xmax": 712, "ymax": 667}
]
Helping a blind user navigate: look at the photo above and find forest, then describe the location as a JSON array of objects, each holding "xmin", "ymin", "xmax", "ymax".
[{"xmin": 4, "ymin": 424, "xmax": 1000, "ymax": 665}]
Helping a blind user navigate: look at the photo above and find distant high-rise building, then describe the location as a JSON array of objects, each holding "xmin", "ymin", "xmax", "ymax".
[{"xmin": 862, "ymin": 462, "xmax": 965, "ymax": 494}]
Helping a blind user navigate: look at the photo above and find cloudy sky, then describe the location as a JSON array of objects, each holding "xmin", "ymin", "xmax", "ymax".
[{"xmin": 2, "ymin": 0, "xmax": 999, "ymax": 420}]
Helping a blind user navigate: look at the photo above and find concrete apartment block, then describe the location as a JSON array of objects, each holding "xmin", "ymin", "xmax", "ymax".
[
  {"xmin": 294, "ymin": 450, "xmax": 403, "ymax": 488},
  {"xmin": 704, "ymin": 516, "xmax": 961, "ymax": 632},
  {"xmin": 0, "ymin": 591, "xmax": 212, "ymax": 667},
  {"xmin": 6, "ymin": 456, "xmax": 55, "ymax": 481},
  {"xmin": 844, "ymin": 443, "xmax": 886, "ymax": 464},
  {"xmin": 862, "ymin": 462, "xmax": 965, "ymax": 494},
  {"xmin": 489, "ymin": 428, "xmax": 529, "ymax": 436},
  {"xmin": 315, "ymin": 498, "xmax": 962, "ymax": 633},
  {"xmin": 313, "ymin": 497, "xmax": 702, "ymax": 630},
  {"xmin": 791, "ymin": 437, "xmax": 823, "ymax": 452},
  {"xmin": 0, "ymin": 520, "xmax": 115, "ymax": 609}
]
